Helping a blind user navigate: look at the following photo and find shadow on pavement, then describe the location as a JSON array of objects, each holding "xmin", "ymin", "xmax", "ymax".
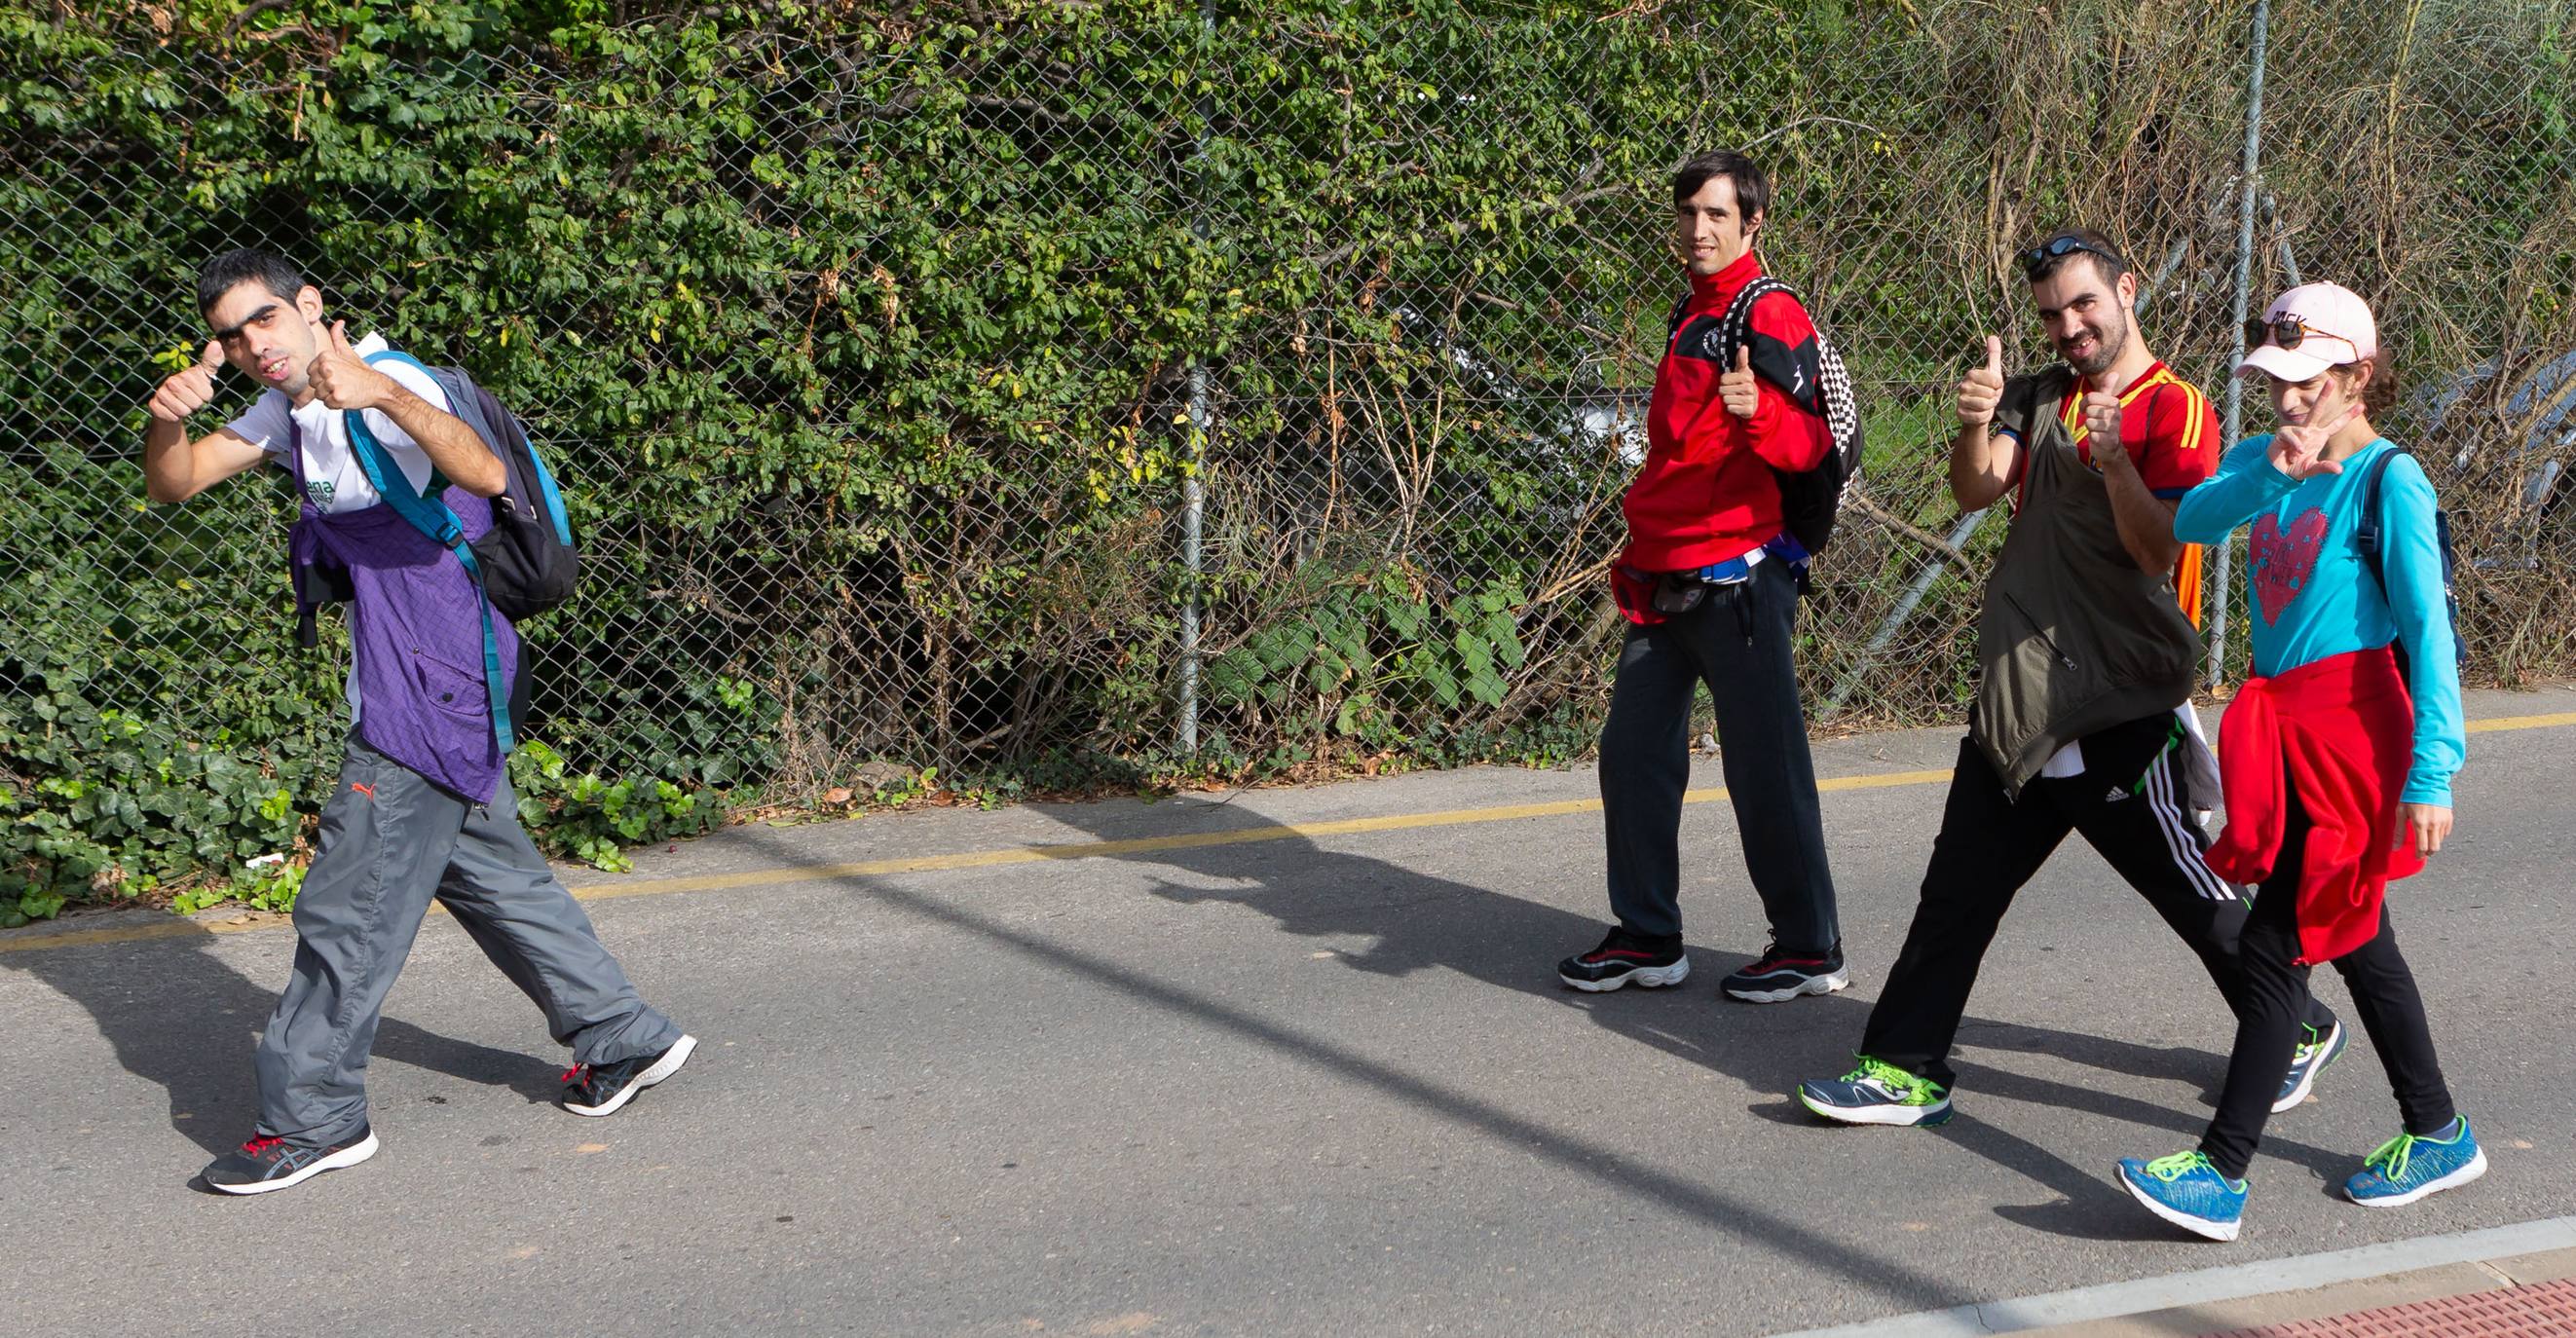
[
  {"xmin": 999, "ymin": 782, "xmax": 2366, "ymax": 1243},
  {"xmin": 5, "ymin": 918, "xmax": 561, "ymax": 1157},
  {"xmin": 719, "ymin": 819, "xmax": 1976, "ymax": 1314}
]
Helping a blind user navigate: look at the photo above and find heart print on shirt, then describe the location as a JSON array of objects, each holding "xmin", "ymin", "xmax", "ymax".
[{"xmin": 2251, "ymin": 507, "xmax": 2330, "ymax": 625}]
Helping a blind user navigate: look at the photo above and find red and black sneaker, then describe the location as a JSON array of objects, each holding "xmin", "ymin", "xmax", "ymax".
[
  {"xmin": 1721, "ymin": 941, "xmax": 1848, "ymax": 1003},
  {"xmin": 1557, "ymin": 927, "xmax": 1690, "ymax": 992},
  {"xmin": 201, "ymin": 1126, "xmax": 380, "ymax": 1196},
  {"xmin": 562, "ymin": 1033, "xmax": 697, "ymax": 1117}
]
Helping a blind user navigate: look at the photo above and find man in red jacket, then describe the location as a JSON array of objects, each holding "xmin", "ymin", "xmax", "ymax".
[{"xmin": 1556, "ymin": 150, "xmax": 1844, "ymax": 1003}]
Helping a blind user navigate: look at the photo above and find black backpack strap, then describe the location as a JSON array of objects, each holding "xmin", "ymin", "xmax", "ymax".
[
  {"xmin": 1716, "ymin": 276, "xmax": 1788, "ymax": 362},
  {"xmin": 2354, "ymin": 443, "xmax": 2409, "ymax": 602},
  {"xmin": 1721, "ymin": 277, "xmax": 1832, "ymax": 423},
  {"xmin": 285, "ymin": 414, "xmax": 322, "ymax": 650}
]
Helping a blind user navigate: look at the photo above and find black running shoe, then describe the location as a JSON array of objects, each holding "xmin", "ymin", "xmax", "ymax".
[
  {"xmin": 1721, "ymin": 941, "xmax": 1848, "ymax": 1003},
  {"xmin": 562, "ymin": 1033, "xmax": 697, "ymax": 1117},
  {"xmin": 202, "ymin": 1127, "xmax": 380, "ymax": 1195},
  {"xmin": 1557, "ymin": 928, "xmax": 1689, "ymax": 992}
]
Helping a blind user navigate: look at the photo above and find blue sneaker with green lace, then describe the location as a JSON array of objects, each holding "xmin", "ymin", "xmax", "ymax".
[
  {"xmin": 2345, "ymin": 1116, "xmax": 2486, "ymax": 1208},
  {"xmin": 2272, "ymin": 1014, "xmax": 2348, "ymax": 1113},
  {"xmin": 2116, "ymin": 1150, "xmax": 2247, "ymax": 1242},
  {"xmin": 1797, "ymin": 1056, "xmax": 1954, "ymax": 1127}
]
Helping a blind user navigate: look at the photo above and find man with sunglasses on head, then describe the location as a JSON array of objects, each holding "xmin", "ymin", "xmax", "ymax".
[{"xmin": 1795, "ymin": 228, "xmax": 2342, "ymax": 1128}]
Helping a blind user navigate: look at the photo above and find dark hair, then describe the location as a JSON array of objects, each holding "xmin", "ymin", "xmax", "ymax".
[
  {"xmin": 2338, "ymin": 353, "xmax": 2400, "ymax": 418},
  {"xmin": 197, "ymin": 247, "xmax": 306, "ymax": 316},
  {"xmin": 1671, "ymin": 150, "xmax": 1771, "ymax": 228},
  {"xmin": 2023, "ymin": 227, "xmax": 2131, "ymax": 286}
]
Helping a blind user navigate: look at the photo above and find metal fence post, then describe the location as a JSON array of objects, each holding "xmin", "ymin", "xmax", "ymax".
[
  {"xmin": 1177, "ymin": 0, "xmax": 1214, "ymax": 756},
  {"xmin": 2207, "ymin": 0, "xmax": 2272, "ymax": 690},
  {"xmin": 1180, "ymin": 365, "xmax": 1209, "ymax": 755}
]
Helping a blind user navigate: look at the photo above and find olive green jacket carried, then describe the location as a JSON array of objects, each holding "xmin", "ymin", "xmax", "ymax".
[{"xmin": 1972, "ymin": 367, "xmax": 2203, "ymax": 798}]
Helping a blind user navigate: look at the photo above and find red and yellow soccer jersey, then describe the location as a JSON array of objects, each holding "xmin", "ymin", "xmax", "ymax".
[{"xmin": 2048, "ymin": 361, "xmax": 2221, "ymax": 626}]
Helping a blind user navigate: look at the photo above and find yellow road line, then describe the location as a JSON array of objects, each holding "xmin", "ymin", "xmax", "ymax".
[
  {"xmin": 2466, "ymin": 711, "xmax": 2576, "ymax": 733},
  {"xmin": 0, "ymin": 919, "xmax": 260, "ymax": 954},
  {"xmin": 7, "ymin": 713, "xmax": 2571, "ymax": 957},
  {"xmin": 571, "ymin": 767, "xmax": 1960, "ymax": 903}
]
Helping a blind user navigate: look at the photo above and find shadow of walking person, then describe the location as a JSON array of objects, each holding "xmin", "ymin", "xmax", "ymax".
[
  {"xmin": 4, "ymin": 917, "xmax": 560, "ymax": 1157},
  {"xmin": 1009, "ymin": 784, "xmax": 2361, "ymax": 1237}
]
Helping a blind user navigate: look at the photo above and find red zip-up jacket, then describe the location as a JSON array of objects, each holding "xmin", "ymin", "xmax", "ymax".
[
  {"xmin": 2204, "ymin": 645, "xmax": 2424, "ymax": 965},
  {"xmin": 1619, "ymin": 250, "xmax": 1833, "ymax": 578}
]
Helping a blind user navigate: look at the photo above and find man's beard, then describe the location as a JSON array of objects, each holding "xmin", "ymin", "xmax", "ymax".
[{"xmin": 2067, "ymin": 318, "xmax": 2127, "ymax": 378}]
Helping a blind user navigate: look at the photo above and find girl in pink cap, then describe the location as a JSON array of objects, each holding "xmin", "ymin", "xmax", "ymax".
[{"xmin": 2117, "ymin": 281, "xmax": 2480, "ymax": 1241}]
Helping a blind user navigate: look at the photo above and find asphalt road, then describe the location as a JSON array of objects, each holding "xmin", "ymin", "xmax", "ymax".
[{"xmin": 8, "ymin": 688, "xmax": 2573, "ymax": 1337}]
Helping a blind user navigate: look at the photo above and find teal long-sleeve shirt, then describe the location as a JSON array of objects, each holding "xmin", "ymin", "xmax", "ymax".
[{"xmin": 2173, "ymin": 434, "xmax": 2464, "ymax": 806}]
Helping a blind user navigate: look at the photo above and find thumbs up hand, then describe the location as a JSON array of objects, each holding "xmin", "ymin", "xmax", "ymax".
[
  {"xmin": 1719, "ymin": 343, "xmax": 1761, "ymax": 421},
  {"xmin": 2080, "ymin": 390, "xmax": 2124, "ymax": 450},
  {"xmin": 306, "ymin": 319, "xmax": 392, "ymax": 411},
  {"xmin": 147, "ymin": 339, "xmax": 229, "ymax": 424},
  {"xmin": 1958, "ymin": 335, "xmax": 2005, "ymax": 427},
  {"xmin": 2083, "ymin": 390, "xmax": 2145, "ymax": 479}
]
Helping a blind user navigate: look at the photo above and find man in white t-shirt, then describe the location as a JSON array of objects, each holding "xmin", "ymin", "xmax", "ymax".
[
  {"xmin": 221, "ymin": 328, "xmax": 448, "ymax": 515},
  {"xmin": 192, "ymin": 327, "xmax": 449, "ymax": 723},
  {"xmin": 142, "ymin": 247, "xmax": 693, "ymax": 1195},
  {"xmin": 144, "ymin": 272, "xmax": 499, "ymax": 511}
]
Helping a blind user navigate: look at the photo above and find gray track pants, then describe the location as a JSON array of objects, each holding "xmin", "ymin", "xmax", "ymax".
[{"xmin": 254, "ymin": 736, "xmax": 683, "ymax": 1147}]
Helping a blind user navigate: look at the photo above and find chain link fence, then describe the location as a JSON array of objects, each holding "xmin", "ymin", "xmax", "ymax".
[{"xmin": 4, "ymin": 1, "xmax": 2572, "ymax": 911}]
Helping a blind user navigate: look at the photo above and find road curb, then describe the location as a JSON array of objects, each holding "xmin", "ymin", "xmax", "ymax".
[{"xmin": 1768, "ymin": 1215, "xmax": 2576, "ymax": 1337}]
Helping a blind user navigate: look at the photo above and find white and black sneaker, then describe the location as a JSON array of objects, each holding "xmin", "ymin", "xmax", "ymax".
[
  {"xmin": 1557, "ymin": 928, "xmax": 1690, "ymax": 992},
  {"xmin": 562, "ymin": 1033, "xmax": 696, "ymax": 1117},
  {"xmin": 202, "ymin": 1127, "xmax": 380, "ymax": 1195},
  {"xmin": 1721, "ymin": 941, "xmax": 1849, "ymax": 1003}
]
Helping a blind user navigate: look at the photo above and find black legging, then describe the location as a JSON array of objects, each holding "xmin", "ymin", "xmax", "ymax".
[{"xmin": 2197, "ymin": 776, "xmax": 2457, "ymax": 1180}]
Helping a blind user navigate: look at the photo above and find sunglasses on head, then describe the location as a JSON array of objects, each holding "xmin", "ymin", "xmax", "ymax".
[
  {"xmin": 2244, "ymin": 316, "xmax": 2353, "ymax": 354},
  {"xmin": 2019, "ymin": 235, "xmax": 2116, "ymax": 280}
]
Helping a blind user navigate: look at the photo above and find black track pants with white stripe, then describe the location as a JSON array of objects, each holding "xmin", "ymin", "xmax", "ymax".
[{"xmin": 1856, "ymin": 713, "xmax": 2335, "ymax": 1093}]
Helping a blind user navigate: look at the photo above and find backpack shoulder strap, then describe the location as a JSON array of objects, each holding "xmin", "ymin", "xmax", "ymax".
[
  {"xmin": 2355, "ymin": 443, "xmax": 2410, "ymax": 599},
  {"xmin": 1720, "ymin": 276, "xmax": 1790, "ymax": 348},
  {"xmin": 1702, "ymin": 276, "xmax": 1770, "ymax": 375},
  {"xmin": 1725, "ymin": 277, "xmax": 1847, "ymax": 435},
  {"xmin": 360, "ymin": 347, "xmax": 440, "ymax": 387},
  {"xmin": 345, "ymin": 350, "xmax": 459, "ymax": 522}
]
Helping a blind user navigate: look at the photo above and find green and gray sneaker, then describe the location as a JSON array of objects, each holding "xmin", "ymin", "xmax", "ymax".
[
  {"xmin": 2272, "ymin": 1015, "xmax": 2348, "ymax": 1113},
  {"xmin": 1798, "ymin": 1056, "xmax": 1954, "ymax": 1127}
]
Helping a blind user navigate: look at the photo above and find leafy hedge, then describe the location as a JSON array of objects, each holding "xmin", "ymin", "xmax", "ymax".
[{"xmin": 5, "ymin": 0, "xmax": 2570, "ymax": 923}]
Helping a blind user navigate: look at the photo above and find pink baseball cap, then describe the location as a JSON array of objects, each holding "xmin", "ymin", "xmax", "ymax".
[{"xmin": 2239, "ymin": 282, "xmax": 2378, "ymax": 382}]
